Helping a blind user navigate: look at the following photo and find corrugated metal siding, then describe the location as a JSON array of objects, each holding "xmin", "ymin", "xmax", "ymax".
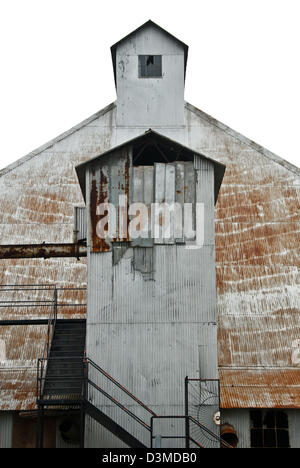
[
  {"xmin": 132, "ymin": 165, "xmax": 154, "ymax": 246},
  {"xmin": 116, "ymin": 24, "xmax": 185, "ymax": 128},
  {"xmin": 0, "ymin": 412, "xmax": 13, "ymax": 448},
  {"xmin": 132, "ymin": 161, "xmax": 196, "ymax": 246},
  {"xmin": 287, "ymin": 409, "xmax": 300, "ymax": 448},
  {"xmin": 186, "ymin": 103, "xmax": 300, "ymax": 408},
  {"xmin": 84, "ymin": 414, "xmax": 129, "ymax": 448},
  {"xmin": 86, "ymin": 154, "xmax": 216, "ymax": 445},
  {"xmin": 74, "ymin": 206, "xmax": 87, "ymax": 242},
  {"xmin": 56, "ymin": 418, "xmax": 80, "ymax": 449},
  {"xmin": 0, "ymin": 104, "xmax": 116, "ymax": 411},
  {"xmin": 88, "ymin": 148, "xmax": 132, "ymax": 252},
  {"xmin": 0, "ymin": 93, "xmax": 298, "ymax": 414},
  {"xmin": 221, "ymin": 409, "xmax": 250, "ymax": 448}
]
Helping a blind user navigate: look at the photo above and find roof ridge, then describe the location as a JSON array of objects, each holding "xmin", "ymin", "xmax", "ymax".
[
  {"xmin": 185, "ymin": 101, "xmax": 300, "ymax": 177},
  {"xmin": 0, "ymin": 102, "xmax": 116, "ymax": 178}
]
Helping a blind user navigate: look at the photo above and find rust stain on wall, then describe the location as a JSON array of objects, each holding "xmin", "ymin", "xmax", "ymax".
[
  {"xmin": 90, "ymin": 167, "xmax": 110, "ymax": 252},
  {"xmin": 220, "ymin": 368, "xmax": 300, "ymax": 408},
  {"xmin": 0, "ymin": 101, "xmax": 299, "ymax": 410}
]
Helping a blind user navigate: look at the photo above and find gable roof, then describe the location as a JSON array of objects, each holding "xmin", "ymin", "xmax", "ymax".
[
  {"xmin": 0, "ymin": 100, "xmax": 299, "ymax": 412},
  {"xmin": 1, "ymin": 101, "xmax": 298, "ymax": 183},
  {"xmin": 186, "ymin": 102, "xmax": 300, "ymax": 177},
  {"xmin": 75, "ymin": 128, "xmax": 226, "ymax": 204},
  {"xmin": 110, "ymin": 20, "xmax": 189, "ymax": 88},
  {"xmin": 0, "ymin": 102, "xmax": 116, "ymax": 178}
]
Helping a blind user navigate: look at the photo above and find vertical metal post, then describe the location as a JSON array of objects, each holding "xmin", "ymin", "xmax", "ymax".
[
  {"xmin": 185, "ymin": 376, "xmax": 190, "ymax": 448},
  {"xmin": 80, "ymin": 358, "xmax": 87, "ymax": 448},
  {"xmin": 53, "ymin": 287, "xmax": 58, "ymax": 323},
  {"xmin": 80, "ymin": 402, "xmax": 85, "ymax": 448},
  {"xmin": 154, "ymin": 435, "xmax": 162, "ymax": 448},
  {"xmin": 217, "ymin": 379, "xmax": 221, "ymax": 447},
  {"xmin": 36, "ymin": 405, "xmax": 44, "ymax": 448}
]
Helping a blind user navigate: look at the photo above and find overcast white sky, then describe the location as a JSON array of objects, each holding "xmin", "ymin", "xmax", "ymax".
[{"xmin": 0, "ymin": 0, "xmax": 299, "ymax": 170}]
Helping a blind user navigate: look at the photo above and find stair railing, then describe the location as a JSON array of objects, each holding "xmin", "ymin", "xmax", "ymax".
[
  {"xmin": 36, "ymin": 287, "xmax": 87, "ymax": 400},
  {"xmin": 37, "ymin": 352, "xmax": 230, "ymax": 449},
  {"xmin": 38, "ymin": 287, "xmax": 58, "ymax": 398},
  {"xmin": 150, "ymin": 415, "xmax": 232, "ymax": 448},
  {"xmin": 84, "ymin": 357, "xmax": 157, "ymax": 438}
]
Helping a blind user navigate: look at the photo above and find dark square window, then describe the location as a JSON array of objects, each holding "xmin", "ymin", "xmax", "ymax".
[
  {"xmin": 139, "ymin": 55, "xmax": 162, "ymax": 78},
  {"xmin": 250, "ymin": 410, "xmax": 290, "ymax": 448}
]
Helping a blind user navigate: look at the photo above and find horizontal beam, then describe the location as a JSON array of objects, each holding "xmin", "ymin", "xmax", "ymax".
[
  {"xmin": 0, "ymin": 319, "xmax": 86, "ymax": 326},
  {"xmin": 0, "ymin": 243, "xmax": 87, "ymax": 259}
]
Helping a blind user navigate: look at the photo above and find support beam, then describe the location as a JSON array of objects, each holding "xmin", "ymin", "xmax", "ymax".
[
  {"xmin": 0, "ymin": 319, "xmax": 86, "ymax": 326},
  {"xmin": 0, "ymin": 243, "xmax": 87, "ymax": 259}
]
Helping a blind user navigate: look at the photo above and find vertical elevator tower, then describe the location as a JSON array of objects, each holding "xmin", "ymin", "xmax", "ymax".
[{"xmin": 75, "ymin": 21, "xmax": 225, "ymax": 447}]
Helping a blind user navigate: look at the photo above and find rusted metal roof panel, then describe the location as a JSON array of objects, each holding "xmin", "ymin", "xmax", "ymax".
[
  {"xmin": 0, "ymin": 106, "xmax": 115, "ymax": 411},
  {"xmin": 0, "ymin": 369, "xmax": 37, "ymax": 411},
  {"xmin": 0, "ymin": 324, "xmax": 48, "ymax": 411},
  {"xmin": 0, "ymin": 100, "xmax": 299, "ymax": 411},
  {"xmin": 186, "ymin": 103, "xmax": 300, "ymax": 408},
  {"xmin": 220, "ymin": 369, "xmax": 300, "ymax": 408}
]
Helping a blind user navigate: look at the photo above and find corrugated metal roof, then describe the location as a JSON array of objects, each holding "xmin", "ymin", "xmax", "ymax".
[
  {"xmin": 0, "ymin": 101, "xmax": 299, "ymax": 411},
  {"xmin": 0, "ymin": 369, "xmax": 36, "ymax": 411},
  {"xmin": 220, "ymin": 369, "xmax": 300, "ymax": 408},
  {"xmin": 0, "ymin": 104, "xmax": 111, "ymax": 411}
]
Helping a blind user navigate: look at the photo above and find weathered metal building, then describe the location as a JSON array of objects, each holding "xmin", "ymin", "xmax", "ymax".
[{"xmin": 0, "ymin": 20, "xmax": 299, "ymax": 448}]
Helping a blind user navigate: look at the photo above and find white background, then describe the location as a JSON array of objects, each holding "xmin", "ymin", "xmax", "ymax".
[{"xmin": 0, "ymin": 0, "xmax": 299, "ymax": 170}]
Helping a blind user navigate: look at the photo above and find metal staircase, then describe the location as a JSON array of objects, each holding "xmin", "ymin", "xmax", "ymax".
[
  {"xmin": 84, "ymin": 400, "xmax": 146, "ymax": 448},
  {"xmin": 42, "ymin": 321, "xmax": 86, "ymax": 396},
  {"xmin": 37, "ymin": 351, "xmax": 153, "ymax": 448},
  {"xmin": 36, "ymin": 299, "xmax": 230, "ymax": 448}
]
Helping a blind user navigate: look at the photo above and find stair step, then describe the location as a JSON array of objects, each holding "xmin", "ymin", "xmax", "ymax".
[
  {"xmin": 45, "ymin": 375, "xmax": 84, "ymax": 381},
  {"xmin": 45, "ymin": 366, "xmax": 84, "ymax": 371},
  {"xmin": 55, "ymin": 325, "xmax": 85, "ymax": 330},
  {"xmin": 53, "ymin": 331, "xmax": 86, "ymax": 336},
  {"xmin": 52, "ymin": 340, "xmax": 85, "ymax": 344},
  {"xmin": 56, "ymin": 322, "xmax": 86, "ymax": 328},
  {"xmin": 44, "ymin": 389, "xmax": 82, "ymax": 393},
  {"xmin": 42, "ymin": 320, "xmax": 86, "ymax": 399},
  {"xmin": 47, "ymin": 361, "xmax": 84, "ymax": 366},
  {"xmin": 44, "ymin": 380, "xmax": 82, "ymax": 386},
  {"xmin": 54, "ymin": 336, "xmax": 85, "ymax": 344},
  {"xmin": 50, "ymin": 346, "xmax": 85, "ymax": 351},
  {"xmin": 43, "ymin": 389, "xmax": 82, "ymax": 395},
  {"xmin": 46, "ymin": 361, "xmax": 83, "ymax": 366},
  {"xmin": 44, "ymin": 387, "xmax": 82, "ymax": 392}
]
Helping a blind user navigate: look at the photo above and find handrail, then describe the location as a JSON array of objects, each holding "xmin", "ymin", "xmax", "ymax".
[
  {"xmin": 189, "ymin": 437, "xmax": 204, "ymax": 448},
  {"xmin": 38, "ymin": 288, "xmax": 57, "ymax": 398},
  {"xmin": 85, "ymin": 357, "xmax": 157, "ymax": 417},
  {"xmin": 37, "ymin": 355, "xmax": 156, "ymax": 434},
  {"xmin": 189, "ymin": 415, "xmax": 232, "ymax": 448},
  {"xmin": 88, "ymin": 379, "xmax": 151, "ymax": 431},
  {"xmin": 150, "ymin": 415, "xmax": 232, "ymax": 449}
]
